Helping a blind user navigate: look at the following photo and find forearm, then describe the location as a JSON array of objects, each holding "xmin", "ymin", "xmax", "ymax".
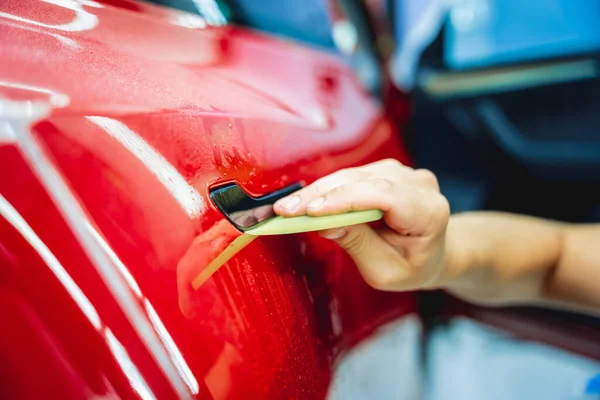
[
  {"xmin": 442, "ymin": 212, "xmax": 600, "ymax": 314},
  {"xmin": 544, "ymin": 223, "xmax": 600, "ymax": 313}
]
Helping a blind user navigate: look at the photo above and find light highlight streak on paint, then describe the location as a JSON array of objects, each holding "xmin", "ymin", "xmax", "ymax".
[
  {"xmin": 86, "ymin": 222, "xmax": 199, "ymax": 394},
  {"xmin": 87, "ymin": 116, "xmax": 204, "ymax": 218},
  {"xmin": 144, "ymin": 299, "xmax": 199, "ymax": 394},
  {"xmin": 104, "ymin": 328, "xmax": 157, "ymax": 400},
  {"xmin": 0, "ymin": 0, "xmax": 99, "ymax": 32},
  {"xmin": 85, "ymin": 221, "xmax": 143, "ymax": 298},
  {"xmin": 0, "ymin": 194, "xmax": 102, "ymax": 330}
]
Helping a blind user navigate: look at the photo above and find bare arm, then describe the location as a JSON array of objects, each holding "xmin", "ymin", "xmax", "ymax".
[
  {"xmin": 274, "ymin": 160, "xmax": 600, "ymax": 315},
  {"xmin": 444, "ymin": 212, "xmax": 600, "ymax": 314}
]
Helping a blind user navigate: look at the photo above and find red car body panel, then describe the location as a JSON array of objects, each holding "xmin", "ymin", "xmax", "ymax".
[{"xmin": 0, "ymin": 1, "xmax": 415, "ymax": 398}]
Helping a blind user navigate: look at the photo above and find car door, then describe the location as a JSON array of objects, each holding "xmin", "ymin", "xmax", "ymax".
[{"xmin": 0, "ymin": 1, "xmax": 417, "ymax": 398}]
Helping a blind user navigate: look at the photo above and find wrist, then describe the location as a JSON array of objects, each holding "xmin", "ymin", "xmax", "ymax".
[{"xmin": 438, "ymin": 213, "xmax": 484, "ymax": 290}]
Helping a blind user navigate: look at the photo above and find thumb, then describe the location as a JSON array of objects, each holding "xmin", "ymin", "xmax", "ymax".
[{"xmin": 320, "ymin": 224, "xmax": 412, "ymax": 291}]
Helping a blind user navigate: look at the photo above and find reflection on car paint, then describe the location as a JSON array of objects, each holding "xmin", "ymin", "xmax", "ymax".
[
  {"xmin": 0, "ymin": 81, "xmax": 70, "ymax": 108},
  {"xmin": 87, "ymin": 219, "xmax": 200, "ymax": 394},
  {"xmin": 3, "ymin": 102, "xmax": 195, "ymax": 399},
  {"xmin": 0, "ymin": 194, "xmax": 102, "ymax": 329},
  {"xmin": 0, "ymin": 0, "xmax": 99, "ymax": 32},
  {"xmin": 104, "ymin": 327, "xmax": 157, "ymax": 400},
  {"xmin": 176, "ymin": 218, "xmax": 244, "ymax": 315},
  {"xmin": 0, "ymin": 193, "xmax": 158, "ymax": 399},
  {"xmin": 86, "ymin": 220, "xmax": 143, "ymax": 298},
  {"xmin": 87, "ymin": 116, "xmax": 205, "ymax": 218}
]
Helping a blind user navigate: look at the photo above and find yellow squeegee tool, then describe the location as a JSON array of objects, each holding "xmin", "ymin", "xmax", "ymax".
[
  {"xmin": 191, "ymin": 209, "xmax": 383, "ymax": 289},
  {"xmin": 244, "ymin": 209, "xmax": 383, "ymax": 236}
]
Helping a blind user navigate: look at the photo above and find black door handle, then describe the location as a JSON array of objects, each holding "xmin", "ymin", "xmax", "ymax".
[{"xmin": 210, "ymin": 182, "xmax": 303, "ymax": 231}]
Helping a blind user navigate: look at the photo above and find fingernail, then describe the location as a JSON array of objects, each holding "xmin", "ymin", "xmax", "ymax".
[
  {"xmin": 278, "ymin": 195, "xmax": 300, "ymax": 211},
  {"xmin": 321, "ymin": 228, "xmax": 345, "ymax": 240},
  {"xmin": 307, "ymin": 197, "xmax": 324, "ymax": 210}
]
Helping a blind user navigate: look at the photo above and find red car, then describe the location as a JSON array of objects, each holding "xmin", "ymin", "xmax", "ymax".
[
  {"xmin": 2, "ymin": 1, "xmax": 599, "ymax": 399},
  {"xmin": 0, "ymin": 1, "xmax": 417, "ymax": 398}
]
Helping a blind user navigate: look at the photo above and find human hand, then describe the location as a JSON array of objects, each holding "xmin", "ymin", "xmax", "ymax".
[{"xmin": 274, "ymin": 159, "xmax": 450, "ymax": 291}]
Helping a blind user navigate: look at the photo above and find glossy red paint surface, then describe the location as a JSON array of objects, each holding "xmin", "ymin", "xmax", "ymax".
[{"xmin": 0, "ymin": 1, "xmax": 415, "ymax": 398}]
